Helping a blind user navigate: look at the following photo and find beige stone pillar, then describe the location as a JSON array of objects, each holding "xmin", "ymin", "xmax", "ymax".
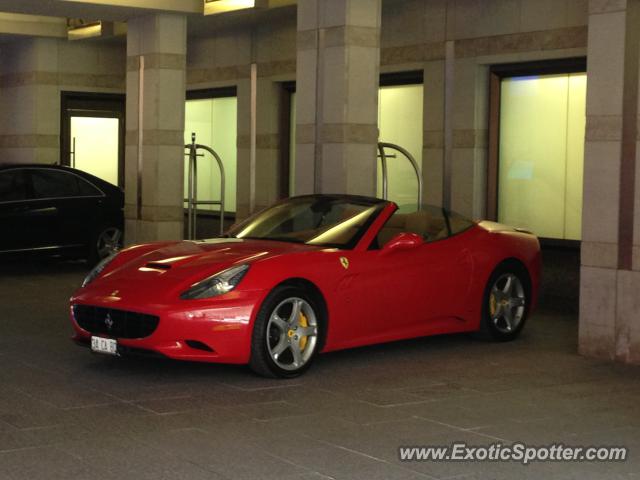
[
  {"xmin": 236, "ymin": 76, "xmax": 283, "ymax": 220},
  {"xmin": 580, "ymin": 0, "xmax": 640, "ymax": 363},
  {"xmin": 124, "ymin": 13, "xmax": 186, "ymax": 244},
  {"xmin": 0, "ymin": 38, "xmax": 59, "ymax": 164},
  {"xmin": 295, "ymin": 0, "xmax": 382, "ymax": 196},
  {"xmin": 450, "ymin": 58, "xmax": 488, "ymax": 219},
  {"xmin": 422, "ymin": 59, "xmax": 445, "ymax": 207}
]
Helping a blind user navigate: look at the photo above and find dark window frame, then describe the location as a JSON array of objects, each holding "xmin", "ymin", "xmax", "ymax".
[
  {"xmin": 60, "ymin": 91, "xmax": 126, "ymax": 187},
  {"xmin": 186, "ymin": 86, "xmax": 237, "ymax": 101}
]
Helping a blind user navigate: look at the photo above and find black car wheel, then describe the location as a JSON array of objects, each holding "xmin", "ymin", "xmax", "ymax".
[
  {"xmin": 250, "ymin": 285, "xmax": 322, "ymax": 378},
  {"xmin": 479, "ymin": 262, "xmax": 530, "ymax": 341},
  {"xmin": 89, "ymin": 226, "xmax": 122, "ymax": 264}
]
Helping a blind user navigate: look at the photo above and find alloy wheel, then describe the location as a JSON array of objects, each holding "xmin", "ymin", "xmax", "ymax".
[
  {"xmin": 266, "ymin": 297, "xmax": 318, "ymax": 371},
  {"xmin": 96, "ymin": 227, "xmax": 122, "ymax": 259},
  {"xmin": 489, "ymin": 273, "xmax": 526, "ymax": 334}
]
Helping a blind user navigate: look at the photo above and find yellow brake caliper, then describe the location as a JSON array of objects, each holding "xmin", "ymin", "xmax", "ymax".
[
  {"xmin": 489, "ymin": 293, "xmax": 497, "ymax": 317},
  {"xmin": 298, "ymin": 311, "xmax": 309, "ymax": 351}
]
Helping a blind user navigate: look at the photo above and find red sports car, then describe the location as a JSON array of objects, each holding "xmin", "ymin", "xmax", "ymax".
[{"xmin": 70, "ymin": 194, "xmax": 541, "ymax": 377}]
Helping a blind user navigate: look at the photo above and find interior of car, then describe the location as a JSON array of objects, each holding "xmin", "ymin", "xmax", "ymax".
[{"xmin": 375, "ymin": 209, "xmax": 450, "ymax": 248}]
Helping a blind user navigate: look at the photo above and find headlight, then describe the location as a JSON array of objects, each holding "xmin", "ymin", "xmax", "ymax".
[
  {"xmin": 82, "ymin": 253, "xmax": 117, "ymax": 288},
  {"xmin": 180, "ymin": 264, "xmax": 249, "ymax": 300}
]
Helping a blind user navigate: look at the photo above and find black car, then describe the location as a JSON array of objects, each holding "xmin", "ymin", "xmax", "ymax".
[{"xmin": 0, "ymin": 164, "xmax": 124, "ymax": 263}]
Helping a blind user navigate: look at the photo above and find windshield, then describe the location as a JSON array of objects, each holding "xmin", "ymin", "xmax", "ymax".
[{"xmin": 227, "ymin": 195, "xmax": 386, "ymax": 249}]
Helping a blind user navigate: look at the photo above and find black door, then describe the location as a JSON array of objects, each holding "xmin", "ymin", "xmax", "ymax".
[
  {"xmin": 0, "ymin": 169, "xmax": 34, "ymax": 252},
  {"xmin": 28, "ymin": 169, "xmax": 103, "ymax": 250}
]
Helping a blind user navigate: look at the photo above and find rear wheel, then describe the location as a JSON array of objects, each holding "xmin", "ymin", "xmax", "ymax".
[
  {"xmin": 479, "ymin": 264, "xmax": 529, "ymax": 341},
  {"xmin": 250, "ymin": 286, "xmax": 321, "ymax": 378}
]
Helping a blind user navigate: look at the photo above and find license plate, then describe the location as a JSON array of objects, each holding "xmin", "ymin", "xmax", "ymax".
[{"xmin": 91, "ymin": 336, "xmax": 118, "ymax": 356}]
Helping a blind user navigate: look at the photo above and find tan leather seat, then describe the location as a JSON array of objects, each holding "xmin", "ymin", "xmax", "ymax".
[
  {"xmin": 406, "ymin": 211, "xmax": 448, "ymax": 241},
  {"xmin": 377, "ymin": 213, "xmax": 407, "ymax": 246},
  {"xmin": 376, "ymin": 210, "xmax": 450, "ymax": 247}
]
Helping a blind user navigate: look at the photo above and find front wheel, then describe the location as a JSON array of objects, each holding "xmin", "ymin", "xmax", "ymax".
[
  {"xmin": 89, "ymin": 226, "xmax": 123, "ymax": 264},
  {"xmin": 250, "ymin": 286, "xmax": 322, "ymax": 378},
  {"xmin": 479, "ymin": 265, "xmax": 530, "ymax": 341}
]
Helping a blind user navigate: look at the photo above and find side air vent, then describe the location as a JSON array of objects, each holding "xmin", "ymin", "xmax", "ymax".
[
  {"xmin": 185, "ymin": 340, "xmax": 215, "ymax": 352},
  {"xmin": 144, "ymin": 262, "xmax": 171, "ymax": 270}
]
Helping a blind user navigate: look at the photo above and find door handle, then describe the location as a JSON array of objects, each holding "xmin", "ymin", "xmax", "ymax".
[{"xmin": 28, "ymin": 206, "xmax": 58, "ymax": 216}]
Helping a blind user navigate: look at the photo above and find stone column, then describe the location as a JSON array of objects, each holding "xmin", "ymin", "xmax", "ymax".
[
  {"xmin": 0, "ymin": 38, "xmax": 59, "ymax": 164},
  {"xmin": 295, "ymin": 0, "xmax": 381, "ymax": 196},
  {"xmin": 236, "ymin": 75, "xmax": 283, "ymax": 220},
  {"xmin": 450, "ymin": 58, "xmax": 488, "ymax": 219},
  {"xmin": 124, "ymin": 13, "xmax": 186, "ymax": 244},
  {"xmin": 422, "ymin": 59, "xmax": 445, "ymax": 207},
  {"xmin": 580, "ymin": 0, "xmax": 640, "ymax": 363}
]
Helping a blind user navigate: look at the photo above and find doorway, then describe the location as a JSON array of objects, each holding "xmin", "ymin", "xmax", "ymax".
[
  {"xmin": 488, "ymin": 58, "xmax": 587, "ymax": 313},
  {"xmin": 184, "ymin": 87, "xmax": 238, "ymax": 217},
  {"xmin": 60, "ymin": 92, "xmax": 125, "ymax": 187}
]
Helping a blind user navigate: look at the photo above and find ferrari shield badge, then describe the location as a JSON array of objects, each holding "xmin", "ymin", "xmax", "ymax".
[{"xmin": 339, "ymin": 257, "xmax": 349, "ymax": 269}]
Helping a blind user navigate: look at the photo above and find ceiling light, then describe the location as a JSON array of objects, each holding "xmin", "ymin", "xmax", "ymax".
[
  {"xmin": 203, "ymin": 0, "xmax": 267, "ymax": 15},
  {"xmin": 67, "ymin": 19, "xmax": 114, "ymax": 40}
]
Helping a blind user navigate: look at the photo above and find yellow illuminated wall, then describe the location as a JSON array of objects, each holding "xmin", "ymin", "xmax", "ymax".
[
  {"xmin": 498, "ymin": 73, "xmax": 586, "ymax": 240},
  {"xmin": 70, "ymin": 116, "xmax": 119, "ymax": 186},
  {"xmin": 289, "ymin": 84, "xmax": 423, "ymax": 203},
  {"xmin": 184, "ymin": 97, "xmax": 237, "ymax": 213},
  {"xmin": 378, "ymin": 84, "xmax": 423, "ymax": 206}
]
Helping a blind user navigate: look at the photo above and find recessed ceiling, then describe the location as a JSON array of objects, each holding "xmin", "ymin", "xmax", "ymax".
[
  {"xmin": 0, "ymin": 0, "xmax": 297, "ymax": 41},
  {"xmin": 0, "ymin": 0, "xmax": 201, "ymax": 22}
]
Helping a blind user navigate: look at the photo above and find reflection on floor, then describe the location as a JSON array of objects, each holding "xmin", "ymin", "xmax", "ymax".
[{"xmin": 0, "ymin": 254, "xmax": 638, "ymax": 480}]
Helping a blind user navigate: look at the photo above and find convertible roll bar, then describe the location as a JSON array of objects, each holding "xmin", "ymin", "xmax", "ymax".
[
  {"xmin": 184, "ymin": 133, "xmax": 226, "ymax": 240},
  {"xmin": 377, "ymin": 142, "xmax": 423, "ymax": 207}
]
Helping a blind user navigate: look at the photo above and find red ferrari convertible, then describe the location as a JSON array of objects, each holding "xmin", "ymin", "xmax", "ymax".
[{"xmin": 70, "ymin": 194, "xmax": 541, "ymax": 377}]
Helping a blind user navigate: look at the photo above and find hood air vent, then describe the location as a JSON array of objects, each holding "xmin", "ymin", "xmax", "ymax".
[{"xmin": 143, "ymin": 262, "xmax": 171, "ymax": 270}]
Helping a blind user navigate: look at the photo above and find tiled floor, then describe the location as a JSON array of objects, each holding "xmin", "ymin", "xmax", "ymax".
[{"xmin": 0, "ymin": 255, "xmax": 638, "ymax": 480}]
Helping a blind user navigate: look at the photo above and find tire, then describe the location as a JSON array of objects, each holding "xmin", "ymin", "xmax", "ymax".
[
  {"xmin": 88, "ymin": 225, "xmax": 123, "ymax": 265},
  {"xmin": 478, "ymin": 262, "xmax": 530, "ymax": 342},
  {"xmin": 250, "ymin": 285, "xmax": 322, "ymax": 378}
]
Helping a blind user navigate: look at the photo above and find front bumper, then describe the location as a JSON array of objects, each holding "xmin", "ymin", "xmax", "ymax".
[{"xmin": 70, "ymin": 289, "xmax": 266, "ymax": 364}]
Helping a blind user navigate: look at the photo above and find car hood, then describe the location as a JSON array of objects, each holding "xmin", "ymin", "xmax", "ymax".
[{"xmin": 81, "ymin": 238, "xmax": 320, "ymax": 299}]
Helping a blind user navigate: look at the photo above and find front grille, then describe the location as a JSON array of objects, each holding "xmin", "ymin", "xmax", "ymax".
[{"xmin": 73, "ymin": 305, "xmax": 159, "ymax": 339}]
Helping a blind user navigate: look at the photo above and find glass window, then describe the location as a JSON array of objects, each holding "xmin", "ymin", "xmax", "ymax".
[
  {"xmin": 498, "ymin": 72, "xmax": 586, "ymax": 240},
  {"xmin": 0, "ymin": 170, "xmax": 28, "ymax": 202},
  {"xmin": 448, "ymin": 210, "xmax": 475, "ymax": 235},
  {"xmin": 70, "ymin": 116, "xmax": 119, "ymax": 186},
  {"xmin": 31, "ymin": 169, "xmax": 80, "ymax": 199},
  {"xmin": 76, "ymin": 177, "xmax": 102, "ymax": 196},
  {"xmin": 185, "ymin": 96, "xmax": 237, "ymax": 213},
  {"xmin": 228, "ymin": 196, "xmax": 385, "ymax": 249},
  {"xmin": 374, "ymin": 205, "xmax": 474, "ymax": 248},
  {"xmin": 377, "ymin": 84, "xmax": 423, "ymax": 205}
]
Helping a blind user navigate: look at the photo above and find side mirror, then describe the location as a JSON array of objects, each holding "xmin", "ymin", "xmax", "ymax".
[{"xmin": 381, "ymin": 232, "xmax": 423, "ymax": 254}]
